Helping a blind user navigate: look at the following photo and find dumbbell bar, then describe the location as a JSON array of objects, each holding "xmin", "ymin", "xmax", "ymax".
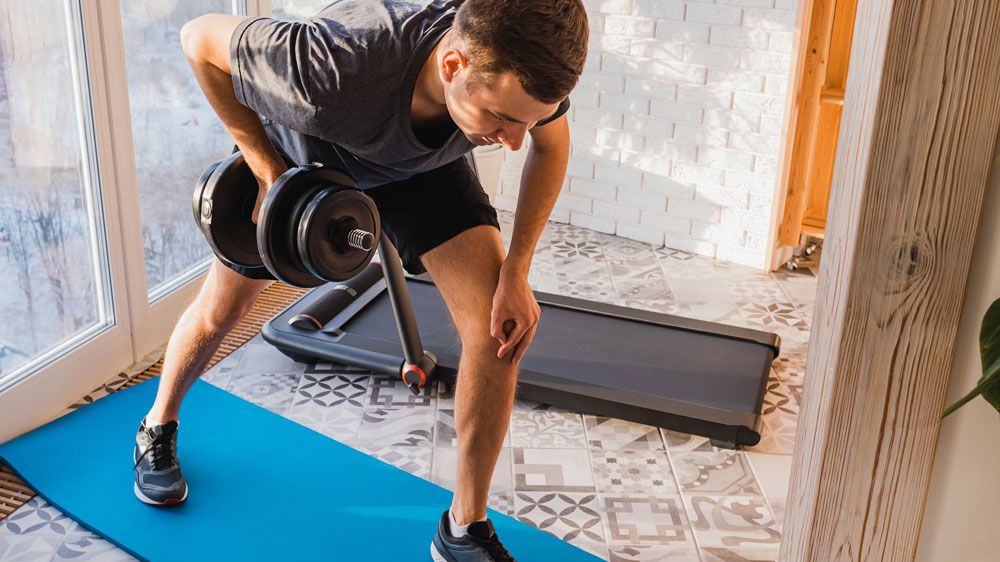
[{"xmin": 192, "ymin": 152, "xmax": 379, "ymax": 287}]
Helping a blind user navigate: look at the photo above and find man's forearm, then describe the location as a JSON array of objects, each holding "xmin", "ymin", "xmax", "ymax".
[{"xmin": 504, "ymin": 143, "xmax": 570, "ymax": 276}]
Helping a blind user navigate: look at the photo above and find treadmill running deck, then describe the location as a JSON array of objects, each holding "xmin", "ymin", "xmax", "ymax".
[{"xmin": 263, "ymin": 273, "xmax": 781, "ymax": 448}]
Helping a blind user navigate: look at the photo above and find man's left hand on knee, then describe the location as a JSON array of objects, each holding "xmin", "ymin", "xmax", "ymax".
[{"xmin": 490, "ymin": 264, "xmax": 540, "ymax": 365}]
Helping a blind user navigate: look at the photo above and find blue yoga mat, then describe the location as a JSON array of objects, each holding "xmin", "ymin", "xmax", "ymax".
[{"xmin": 0, "ymin": 378, "xmax": 602, "ymax": 561}]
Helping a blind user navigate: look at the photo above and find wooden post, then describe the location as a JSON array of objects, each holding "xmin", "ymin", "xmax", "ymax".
[
  {"xmin": 782, "ymin": 0, "xmax": 1000, "ymax": 560},
  {"xmin": 780, "ymin": 0, "xmax": 1000, "ymax": 562}
]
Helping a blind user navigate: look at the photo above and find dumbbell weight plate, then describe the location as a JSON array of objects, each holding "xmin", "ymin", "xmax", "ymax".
[
  {"xmin": 285, "ymin": 184, "xmax": 325, "ymax": 278},
  {"xmin": 297, "ymin": 188, "xmax": 380, "ymax": 282},
  {"xmin": 192, "ymin": 152, "xmax": 271, "ymax": 278},
  {"xmin": 257, "ymin": 165, "xmax": 360, "ymax": 288}
]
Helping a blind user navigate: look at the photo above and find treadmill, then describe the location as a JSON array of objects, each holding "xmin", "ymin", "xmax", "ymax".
[{"xmin": 263, "ymin": 241, "xmax": 781, "ymax": 449}]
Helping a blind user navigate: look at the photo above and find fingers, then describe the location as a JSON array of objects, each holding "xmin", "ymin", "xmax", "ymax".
[
  {"xmin": 496, "ymin": 308, "xmax": 541, "ymax": 362},
  {"xmin": 251, "ymin": 197, "xmax": 262, "ymax": 224},
  {"xmin": 497, "ymin": 319, "xmax": 530, "ymax": 360},
  {"xmin": 251, "ymin": 186, "xmax": 266, "ymax": 225},
  {"xmin": 490, "ymin": 314, "xmax": 509, "ymax": 343},
  {"xmin": 511, "ymin": 322, "xmax": 538, "ymax": 366}
]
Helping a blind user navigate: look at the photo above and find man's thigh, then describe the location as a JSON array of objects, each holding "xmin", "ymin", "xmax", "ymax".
[{"xmin": 419, "ymin": 225, "xmax": 505, "ymax": 341}]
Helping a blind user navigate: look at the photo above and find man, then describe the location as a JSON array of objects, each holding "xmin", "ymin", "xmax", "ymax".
[{"xmin": 132, "ymin": 0, "xmax": 588, "ymax": 560}]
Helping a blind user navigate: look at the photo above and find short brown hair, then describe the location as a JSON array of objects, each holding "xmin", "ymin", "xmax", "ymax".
[{"xmin": 454, "ymin": 0, "xmax": 589, "ymax": 104}]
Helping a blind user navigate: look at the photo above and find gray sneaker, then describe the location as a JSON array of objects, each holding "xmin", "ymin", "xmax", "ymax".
[
  {"xmin": 430, "ymin": 509, "xmax": 516, "ymax": 562},
  {"xmin": 132, "ymin": 417, "xmax": 188, "ymax": 506}
]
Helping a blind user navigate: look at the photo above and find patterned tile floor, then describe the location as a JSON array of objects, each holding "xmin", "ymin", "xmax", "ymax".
[{"xmin": 0, "ymin": 212, "xmax": 818, "ymax": 561}]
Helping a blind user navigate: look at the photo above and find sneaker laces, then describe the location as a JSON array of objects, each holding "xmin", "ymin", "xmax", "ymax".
[
  {"xmin": 133, "ymin": 426, "xmax": 178, "ymax": 472},
  {"xmin": 467, "ymin": 526, "xmax": 515, "ymax": 562}
]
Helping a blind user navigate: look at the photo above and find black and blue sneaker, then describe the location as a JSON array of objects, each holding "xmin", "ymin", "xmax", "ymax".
[
  {"xmin": 132, "ymin": 417, "xmax": 188, "ymax": 506},
  {"xmin": 431, "ymin": 509, "xmax": 515, "ymax": 561}
]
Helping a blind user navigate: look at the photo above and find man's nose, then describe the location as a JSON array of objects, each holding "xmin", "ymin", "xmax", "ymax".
[{"xmin": 498, "ymin": 124, "xmax": 529, "ymax": 151}]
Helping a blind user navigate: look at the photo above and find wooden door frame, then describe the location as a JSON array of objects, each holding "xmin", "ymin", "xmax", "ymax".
[{"xmin": 778, "ymin": 0, "xmax": 1000, "ymax": 560}]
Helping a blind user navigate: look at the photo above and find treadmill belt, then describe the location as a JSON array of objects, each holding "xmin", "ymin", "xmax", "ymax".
[{"xmin": 341, "ymin": 282, "xmax": 462, "ymax": 354}]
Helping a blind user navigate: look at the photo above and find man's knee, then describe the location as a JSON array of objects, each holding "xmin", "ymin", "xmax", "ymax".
[
  {"xmin": 448, "ymin": 295, "xmax": 496, "ymax": 349},
  {"xmin": 457, "ymin": 321, "xmax": 499, "ymax": 356},
  {"xmin": 193, "ymin": 261, "xmax": 268, "ymax": 334},
  {"xmin": 454, "ymin": 314, "xmax": 519, "ymax": 375},
  {"xmin": 196, "ymin": 295, "xmax": 253, "ymax": 335}
]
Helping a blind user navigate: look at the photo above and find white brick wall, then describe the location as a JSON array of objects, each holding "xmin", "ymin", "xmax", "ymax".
[{"xmin": 496, "ymin": 0, "xmax": 800, "ymax": 269}]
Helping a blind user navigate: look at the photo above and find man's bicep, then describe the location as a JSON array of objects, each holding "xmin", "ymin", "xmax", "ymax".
[{"xmin": 181, "ymin": 14, "xmax": 247, "ymax": 74}]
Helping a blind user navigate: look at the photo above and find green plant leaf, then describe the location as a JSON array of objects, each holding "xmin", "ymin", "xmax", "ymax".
[
  {"xmin": 979, "ymin": 298, "xmax": 1000, "ymax": 410},
  {"xmin": 943, "ymin": 298, "xmax": 1000, "ymax": 418}
]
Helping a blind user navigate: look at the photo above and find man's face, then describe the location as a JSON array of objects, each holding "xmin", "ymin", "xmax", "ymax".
[{"xmin": 441, "ymin": 55, "xmax": 560, "ymax": 151}]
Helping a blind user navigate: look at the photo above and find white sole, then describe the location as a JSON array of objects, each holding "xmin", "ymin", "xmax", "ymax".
[
  {"xmin": 429, "ymin": 542, "xmax": 449, "ymax": 562},
  {"xmin": 133, "ymin": 481, "xmax": 188, "ymax": 506}
]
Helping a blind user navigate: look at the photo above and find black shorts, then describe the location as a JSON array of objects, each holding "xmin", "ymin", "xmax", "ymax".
[
  {"xmin": 224, "ymin": 149, "xmax": 499, "ymax": 278},
  {"xmin": 365, "ymin": 155, "xmax": 500, "ymax": 275}
]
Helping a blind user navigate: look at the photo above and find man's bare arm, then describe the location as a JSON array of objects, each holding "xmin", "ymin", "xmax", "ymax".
[
  {"xmin": 504, "ymin": 114, "xmax": 571, "ymax": 277},
  {"xmin": 180, "ymin": 14, "xmax": 287, "ymax": 188}
]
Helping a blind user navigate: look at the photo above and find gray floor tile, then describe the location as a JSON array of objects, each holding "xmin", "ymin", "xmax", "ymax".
[
  {"xmin": 0, "ymin": 497, "xmax": 77, "ymax": 537},
  {"xmin": 584, "ymin": 416, "xmax": 665, "ymax": 451},
  {"xmin": 671, "ymin": 450, "xmax": 762, "ymax": 497},
  {"xmin": 356, "ymin": 443, "xmax": 433, "ymax": 479},
  {"xmin": 599, "ymin": 494, "xmax": 695, "ymax": 547},
  {"xmin": 227, "ymin": 371, "xmax": 302, "ymax": 413},
  {"xmin": 514, "ymin": 491, "xmax": 608, "ymax": 559},
  {"xmin": 683, "ymin": 495, "xmax": 781, "ymax": 549},
  {"xmin": 235, "ymin": 342, "xmax": 306, "ymax": 376},
  {"xmin": 0, "ymin": 534, "xmax": 62, "ymax": 561},
  {"xmin": 590, "ymin": 449, "xmax": 678, "ymax": 496},
  {"xmin": 608, "ymin": 544, "xmax": 701, "ymax": 561},
  {"xmin": 510, "ymin": 410, "xmax": 586, "ymax": 448},
  {"xmin": 701, "ymin": 546, "xmax": 779, "ymax": 561},
  {"xmin": 54, "ymin": 529, "xmax": 138, "ymax": 561},
  {"xmin": 283, "ymin": 399, "xmax": 364, "ymax": 444},
  {"xmin": 356, "ymin": 406, "xmax": 435, "ymax": 446},
  {"xmin": 512, "ymin": 448, "xmax": 595, "ymax": 492}
]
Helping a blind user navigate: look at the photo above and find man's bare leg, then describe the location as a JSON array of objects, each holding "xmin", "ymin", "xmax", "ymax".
[
  {"xmin": 146, "ymin": 259, "xmax": 271, "ymax": 423},
  {"xmin": 420, "ymin": 225, "xmax": 517, "ymax": 525}
]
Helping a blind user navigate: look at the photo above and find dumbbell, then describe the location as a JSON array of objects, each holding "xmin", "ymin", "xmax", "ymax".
[
  {"xmin": 192, "ymin": 152, "xmax": 380, "ymax": 287},
  {"xmin": 194, "ymin": 152, "xmax": 438, "ymax": 395}
]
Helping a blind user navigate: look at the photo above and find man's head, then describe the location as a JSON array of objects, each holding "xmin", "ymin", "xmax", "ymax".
[{"xmin": 438, "ymin": 0, "xmax": 589, "ymax": 150}]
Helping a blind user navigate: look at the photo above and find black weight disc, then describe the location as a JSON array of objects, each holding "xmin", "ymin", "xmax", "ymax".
[
  {"xmin": 297, "ymin": 188, "xmax": 379, "ymax": 282},
  {"xmin": 258, "ymin": 165, "xmax": 359, "ymax": 287},
  {"xmin": 285, "ymin": 183, "xmax": 324, "ymax": 278},
  {"xmin": 193, "ymin": 153, "xmax": 269, "ymax": 277}
]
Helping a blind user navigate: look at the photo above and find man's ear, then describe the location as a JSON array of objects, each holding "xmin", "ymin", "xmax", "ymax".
[{"xmin": 440, "ymin": 48, "xmax": 468, "ymax": 84}]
